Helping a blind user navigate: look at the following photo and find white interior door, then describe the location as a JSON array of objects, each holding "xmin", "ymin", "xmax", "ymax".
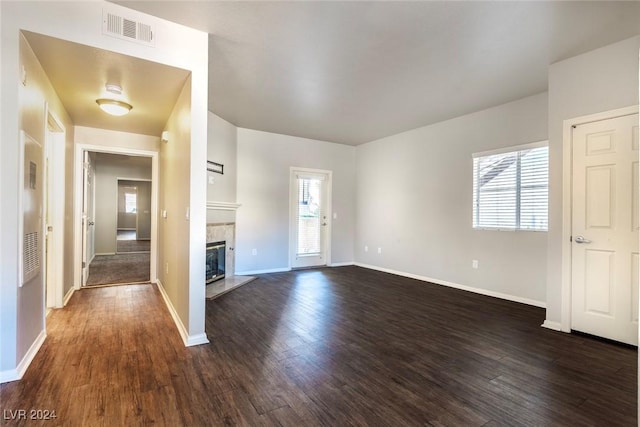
[
  {"xmin": 81, "ymin": 151, "xmax": 95, "ymax": 286},
  {"xmin": 571, "ymin": 113, "xmax": 639, "ymax": 345},
  {"xmin": 45, "ymin": 138, "xmax": 53, "ymax": 307},
  {"xmin": 290, "ymin": 169, "xmax": 331, "ymax": 269}
]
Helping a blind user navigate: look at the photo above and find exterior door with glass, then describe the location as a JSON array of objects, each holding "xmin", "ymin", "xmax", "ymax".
[{"xmin": 290, "ymin": 168, "xmax": 331, "ymax": 269}]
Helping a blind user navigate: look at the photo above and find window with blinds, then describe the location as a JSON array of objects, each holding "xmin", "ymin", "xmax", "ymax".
[{"xmin": 473, "ymin": 143, "xmax": 548, "ymax": 231}]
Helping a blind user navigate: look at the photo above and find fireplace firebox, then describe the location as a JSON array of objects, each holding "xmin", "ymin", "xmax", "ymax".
[{"xmin": 206, "ymin": 241, "xmax": 226, "ymax": 284}]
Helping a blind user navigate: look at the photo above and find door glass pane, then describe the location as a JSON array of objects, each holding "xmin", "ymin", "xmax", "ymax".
[{"xmin": 297, "ymin": 177, "xmax": 321, "ymax": 255}]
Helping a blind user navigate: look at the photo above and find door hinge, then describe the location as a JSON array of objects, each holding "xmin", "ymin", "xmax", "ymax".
[
  {"xmin": 82, "ymin": 261, "xmax": 86, "ymax": 268},
  {"xmin": 569, "ymin": 235, "xmax": 573, "ymax": 242}
]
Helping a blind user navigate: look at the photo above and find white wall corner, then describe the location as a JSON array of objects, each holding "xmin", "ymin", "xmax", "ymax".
[
  {"xmin": 155, "ymin": 280, "xmax": 209, "ymax": 347},
  {"xmin": 541, "ymin": 320, "xmax": 563, "ymax": 332},
  {"xmin": 0, "ymin": 329, "xmax": 47, "ymax": 384},
  {"xmin": 354, "ymin": 263, "xmax": 547, "ymax": 308}
]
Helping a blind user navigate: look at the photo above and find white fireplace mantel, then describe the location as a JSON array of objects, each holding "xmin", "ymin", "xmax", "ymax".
[{"xmin": 206, "ymin": 201, "xmax": 241, "ymax": 211}]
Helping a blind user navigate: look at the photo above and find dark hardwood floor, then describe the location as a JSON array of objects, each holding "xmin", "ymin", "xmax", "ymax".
[{"xmin": 1, "ymin": 266, "xmax": 636, "ymax": 426}]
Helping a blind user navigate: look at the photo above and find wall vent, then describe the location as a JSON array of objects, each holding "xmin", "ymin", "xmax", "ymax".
[
  {"xmin": 23, "ymin": 231, "xmax": 40, "ymax": 283},
  {"xmin": 102, "ymin": 10, "xmax": 155, "ymax": 47}
]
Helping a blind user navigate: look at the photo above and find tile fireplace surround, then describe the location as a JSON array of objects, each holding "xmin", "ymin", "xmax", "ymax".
[
  {"xmin": 205, "ymin": 222, "xmax": 255, "ymax": 299},
  {"xmin": 206, "ymin": 222, "xmax": 235, "ymax": 276}
]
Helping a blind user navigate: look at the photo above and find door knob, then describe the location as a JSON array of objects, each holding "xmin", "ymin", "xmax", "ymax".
[{"xmin": 574, "ymin": 235, "xmax": 591, "ymax": 244}]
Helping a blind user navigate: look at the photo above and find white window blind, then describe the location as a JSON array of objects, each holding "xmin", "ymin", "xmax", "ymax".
[{"xmin": 473, "ymin": 143, "xmax": 548, "ymax": 231}]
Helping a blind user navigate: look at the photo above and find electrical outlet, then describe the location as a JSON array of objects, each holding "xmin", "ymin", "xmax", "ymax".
[
  {"xmin": 333, "ymin": 212, "xmax": 338, "ymax": 219},
  {"xmin": 165, "ymin": 262, "xmax": 169, "ymax": 274},
  {"xmin": 208, "ymin": 176, "xmax": 215, "ymax": 185},
  {"xmin": 472, "ymin": 260, "xmax": 479, "ymax": 269},
  {"xmin": 377, "ymin": 247, "xmax": 382, "ymax": 254},
  {"xmin": 364, "ymin": 245, "xmax": 368, "ymax": 252},
  {"xmin": 252, "ymin": 248, "xmax": 257, "ymax": 256}
]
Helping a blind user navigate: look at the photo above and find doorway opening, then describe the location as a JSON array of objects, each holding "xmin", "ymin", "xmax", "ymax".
[
  {"xmin": 75, "ymin": 147, "xmax": 158, "ymax": 289},
  {"xmin": 116, "ymin": 179, "xmax": 152, "ymax": 254}
]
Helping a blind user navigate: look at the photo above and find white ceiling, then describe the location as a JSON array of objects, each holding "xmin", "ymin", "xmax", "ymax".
[
  {"xmin": 114, "ymin": 1, "xmax": 640, "ymax": 145},
  {"xmin": 23, "ymin": 31, "xmax": 191, "ymax": 137},
  {"xmin": 23, "ymin": 3, "xmax": 640, "ymax": 145}
]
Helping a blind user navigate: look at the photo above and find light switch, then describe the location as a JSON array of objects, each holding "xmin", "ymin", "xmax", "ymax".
[{"xmin": 208, "ymin": 176, "xmax": 215, "ymax": 185}]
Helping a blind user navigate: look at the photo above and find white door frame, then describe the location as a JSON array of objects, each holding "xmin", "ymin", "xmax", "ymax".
[
  {"xmin": 43, "ymin": 103, "xmax": 66, "ymax": 308},
  {"xmin": 559, "ymin": 105, "xmax": 639, "ymax": 333},
  {"xmin": 73, "ymin": 144, "xmax": 159, "ymax": 289},
  {"xmin": 289, "ymin": 167, "xmax": 332, "ymax": 269}
]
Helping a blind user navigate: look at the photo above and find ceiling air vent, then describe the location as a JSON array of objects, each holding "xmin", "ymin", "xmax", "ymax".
[{"xmin": 102, "ymin": 10, "xmax": 155, "ymax": 47}]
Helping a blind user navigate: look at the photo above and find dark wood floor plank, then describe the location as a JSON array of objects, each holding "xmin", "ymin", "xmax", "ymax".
[{"xmin": 0, "ymin": 267, "xmax": 636, "ymax": 426}]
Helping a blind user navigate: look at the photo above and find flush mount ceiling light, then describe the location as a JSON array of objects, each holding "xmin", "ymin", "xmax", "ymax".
[
  {"xmin": 105, "ymin": 84, "xmax": 123, "ymax": 95},
  {"xmin": 96, "ymin": 98, "xmax": 132, "ymax": 116},
  {"xmin": 96, "ymin": 83, "xmax": 132, "ymax": 116}
]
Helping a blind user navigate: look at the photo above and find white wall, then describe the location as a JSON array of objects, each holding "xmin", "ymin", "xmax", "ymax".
[
  {"xmin": 546, "ymin": 36, "xmax": 640, "ymax": 326},
  {"xmin": 356, "ymin": 93, "xmax": 549, "ymax": 305},
  {"xmin": 0, "ymin": 32, "xmax": 75, "ymax": 378},
  {"xmin": 236, "ymin": 129, "xmax": 356, "ymax": 273},
  {"xmin": 207, "ymin": 112, "xmax": 238, "ymax": 224},
  {"xmin": 1, "ymin": 1, "xmax": 208, "ymax": 380},
  {"xmin": 93, "ymin": 156, "xmax": 151, "ymax": 254},
  {"xmin": 207, "ymin": 112, "xmax": 237, "ymax": 203},
  {"xmin": 158, "ymin": 77, "xmax": 201, "ymax": 339}
]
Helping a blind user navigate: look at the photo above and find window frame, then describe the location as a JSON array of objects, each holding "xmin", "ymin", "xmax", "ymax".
[{"xmin": 472, "ymin": 140, "xmax": 549, "ymax": 232}]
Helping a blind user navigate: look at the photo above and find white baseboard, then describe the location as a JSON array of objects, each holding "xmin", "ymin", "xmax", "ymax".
[
  {"xmin": 541, "ymin": 320, "xmax": 563, "ymax": 331},
  {"xmin": 63, "ymin": 286, "xmax": 75, "ymax": 306},
  {"xmin": 0, "ymin": 329, "xmax": 47, "ymax": 384},
  {"xmin": 155, "ymin": 279, "xmax": 209, "ymax": 347},
  {"xmin": 328, "ymin": 262, "xmax": 355, "ymax": 267},
  {"xmin": 94, "ymin": 252, "xmax": 116, "ymax": 256},
  {"xmin": 354, "ymin": 263, "xmax": 546, "ymax": 308},
  {"xmin": 235, "ymin": 267, "xmax": 291, "ymax": 276},
  {"xmin": 0, "ymin": 368, "xmax": 19, "ymax": 383},
  {"xmin": 236, "ymin": 263, "xmax": 355, "ymax": 275},
  {"xmin": 185, "ymin": 333, "xmax": 210, "ymax": 346},
  {"xmin": 117, "ymin": 228, "xmax": 136, "ymax": 231}
]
